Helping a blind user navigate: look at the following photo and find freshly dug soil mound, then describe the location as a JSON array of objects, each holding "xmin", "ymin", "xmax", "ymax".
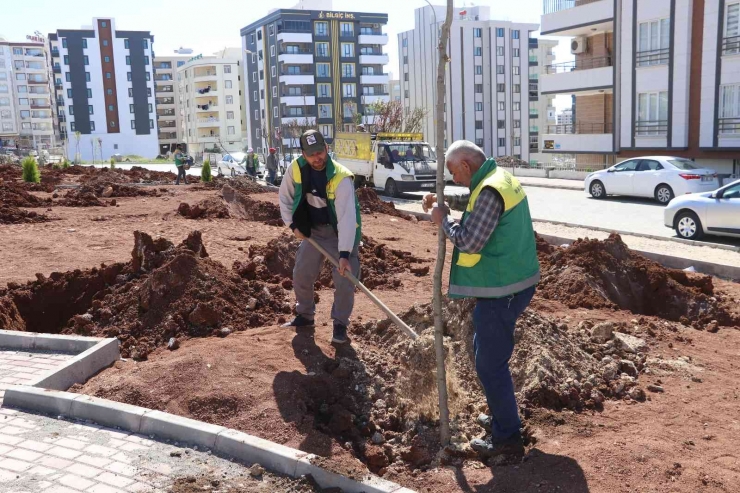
[
  {"xmin": 241, "ymin": 233, "xmax": 430, "ymax": 290},
  {"xmin": 91, "ymin": 183, "xmax": 159, "ymax": 198},
  {"xmin": 79, "ymin": 166, "xmax": 177, "ymax": 185},
  {"xmin": 0, "ymin": 206, "xmax": 52, "ymax": 225},
  {"xmin": 178, "ymin": 198, "xmax": 230, "ymax": 220},
  {"xmin": 222, "ymin": 176, "xmax": 271, "ymax": 194},
  {"xmin": 221, "ymin": 184, "xmax": 283, "ymax": 225},
  {"xmin": 0, "ymin": 165, "xmax": 21, "ymax": 181},
  {"xmin": 0, "ymin": 182, "xmax": 51, "ymax": 208},
  {"xmin": 0, "ymin": 231, "xmax": 291, "ymax": 360},
  {"xmin": 57, "ymin": 187, "xmax": 107, "ymax": 207},
  {"xmin": 537, "ymin": 233, "xmax": 739, "ymax": 327},
  {"xmin": 356, "ymin": 187, "xmax": 410, "ymax": 220}
]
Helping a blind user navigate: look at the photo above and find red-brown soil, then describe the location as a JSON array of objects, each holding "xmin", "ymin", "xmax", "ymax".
[
  {"xmin": 1, "ymin": 174, "xmax": 739, "ymax": 493},
  {"xmin": 0, "ymin": 205, "xmax": 53, "ymax": 225},
  {"xmin": 356, "ymin": 187, "xmax": 411, "ymax": 220},
  {"xmin": 178, "ymin": 198, "xmax": 230, "ymax": 220}
]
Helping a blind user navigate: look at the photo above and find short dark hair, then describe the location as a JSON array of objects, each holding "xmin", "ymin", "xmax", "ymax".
[{"xmin": 176, "ymin": 144, "xmax": 182, "ymax": 149}]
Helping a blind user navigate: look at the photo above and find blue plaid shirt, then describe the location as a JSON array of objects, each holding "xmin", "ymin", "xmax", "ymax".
[{"xmin": 442, "ymin": 188, "xmax": 503, "ymax": 254}]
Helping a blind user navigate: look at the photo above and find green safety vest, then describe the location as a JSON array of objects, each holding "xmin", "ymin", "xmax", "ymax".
[
  {"xmin": 290, "ymin": 156, "xmax": 362, "ymax": 246},
  {"xmin": 449, "ymin": 158, "xmax": 540, "ymax": 299}
]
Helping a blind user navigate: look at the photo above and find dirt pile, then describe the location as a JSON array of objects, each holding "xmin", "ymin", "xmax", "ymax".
[
  {"xmin": 57, "ymin": 187, "xmax": 107, "ymax": 207},
  {"xmin": 356, "ymin": 188, "xmax": 410, "ymax": 220},
  {"xmin": 0, "ymin": 165, "xmax": 21, "ymax": 181},
  {"xmin": 0, "ymin": 231, "xmax": 291, "ymax": 360},
  {"xmin": 178, "ymin": 198, "xmax": 230, "ymax": 220},
  {"xmin": 0, "ymin": 206, "xmax": 53, "ymax": 225},
  {"xmin": 78, "ymin": 166, "xmax": 177, "ymax": 185},
  {"xmin": 241, "ymin": 233, "xmax": 430, "ymax": 290},
  {"xmin": 537, "ymin": 233, "xmax": 740, "ymax": 327},
  {"xmin": 0, "ymin": 182, "xmax": 51, "ymax": 208},
  {"xmin": 221, "ymin": 185, "xmax": 282, "ymax": 225},
  {"xmin": 221, "ymin": 176, "xmax": 271, "ymax": 194}
]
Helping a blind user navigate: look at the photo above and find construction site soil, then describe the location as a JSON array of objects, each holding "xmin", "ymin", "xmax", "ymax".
[{"xmin": 0, "ymin": 168, "xmax": 739, "ymax": 492}]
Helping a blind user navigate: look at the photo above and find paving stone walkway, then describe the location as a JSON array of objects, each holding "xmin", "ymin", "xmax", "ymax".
[{"xmin": 0, "ymin": 350, "xmax": 252, "ymax": 492}]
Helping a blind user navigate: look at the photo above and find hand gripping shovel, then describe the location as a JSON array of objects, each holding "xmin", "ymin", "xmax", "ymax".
[{"xmin": 306, "ymin": 237, "xmax": 419, "ymax": 341}]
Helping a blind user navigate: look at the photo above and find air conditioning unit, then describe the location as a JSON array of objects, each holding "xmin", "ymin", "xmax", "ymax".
[
  {"xmin": 571, "ymin": 36, "xmax": 587, "ymax": 54},
  {"xmin": 373, "ymin": 23, "xmax": 380, "ymax": 28}
]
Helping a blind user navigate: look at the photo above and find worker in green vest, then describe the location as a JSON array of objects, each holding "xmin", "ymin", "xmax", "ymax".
[{"xmin": 424, "ymin": 140, "xmax": 540, "ymax": 460}]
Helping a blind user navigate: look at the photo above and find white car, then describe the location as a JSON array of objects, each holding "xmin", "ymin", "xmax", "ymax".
[
  {"xmin": 216, "ymin": 152, "xmax": 248, "ymax": 177},
  {"xmin": 585, "ymin": 156, "xmax": 719, "ymax": 205},
  {"xmin": 664, "ymin": 179, "xmax": 740, "ymax": 240}
]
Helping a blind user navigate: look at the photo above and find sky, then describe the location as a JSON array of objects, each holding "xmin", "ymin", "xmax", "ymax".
[{"xmin": 1, "ymin": 0, "xmax": 572, "ymax": 109}]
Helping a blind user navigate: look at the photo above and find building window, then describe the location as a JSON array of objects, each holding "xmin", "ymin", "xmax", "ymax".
[
  {"xmin": 272, "ymin": 86, "xmax": 277, "ymax": 97},
  {"xmin": 720, "ymin": 83, "xmax": 740, "ymax": 133},
  {"xmin": 69, "ymin": 106, "xmax": 74, "ymax": 115},
  {"xmin": 62, "ymin": 38, "xmax": 67, "ymax": 48},
  {"xmin": 402, "ymin": 38, "xmax": 408, "ymax": 47},
  {"xmin": 342, "ymin": 63, "xmax": 355, "ymax": 77},
  {"xmin": 254, "ymin": 91, "xmax": 257, "ymax": 101},
  {"xmin": 144, "ymin": 56, "xmax": 149, "ymax": 65},
  {"xmin": 514, "ymin": 137, "xmax": 521, "ymax": 146},
  {"xmin": 107, "ymin": 89, "xmax": 113, "ymax": 95},
  {"xmin": 257, "ymin": 31, "xmax": 262, "ymax": 41},
  {"xmin": 101, "ymin": 21, "xmax": 107, "ymax": 28},
  {"xmin": 271, "ymin": 66, "xmax": 276, "ymax": 78},
  {"xmin": 252, "ymin": 72, "xmax": 257, "ymax": 82},
  {"xmin": 103, "ymin": 40, "xmax": 109, "ymax": 47},
  {"xmin": 228, "ymin": 126, "xmax": 236, "ymax": 135},
  {"xmin": 319, "ymin": 104, "xmax": 332, "ymax": 118},
  {"xmin": 225, "ymin": 80, "xmax": 233, "ymax": 89},
  {"xmin": 65, "ymin": 73, "xmax": 71, "ymax": 82},
  {"xmin": 67, "ymin": 89, "xmax": 73, "ymax": 98},
  {"xmin": 227, "ymin": 111, "xmax": 234, "ymax": 120},
  {"xmin": 130, "ymin": 104, "xmax": 135, "ymax": 113},
  {"xmin": 126, "ymin": 56, "xmax": 131, "ymax": 65},
  {"xmin": 70, "ymin": 122, "xmax": 76, "ymax": 131},
  {"xmin": 513, "ymin": 66, "xmax": 520, "ymax": 75},
  {"xmin": 473, "ymin": 28, "xmax": 482, "ymax": 38},
  {"xmin": 498, "ymin": 138, "xmax": 505, "ymax": 147},
  {"xmin": 63, "ymin": 55, "xmax": 69, "ymax": 65},
  {"xmin": 318, "ymin": 83, "xmax": 331, "ymax": 98},
  {"xmin": 226, "ymin": 95, "xmax": 233, "ymax": 104},
  {"xmin": 145, "ymin": 72, "xmax": 150, "ymax": 81},
  {"xmin": 474, "ymin": 47, "xmax": 482, "ymax": 56},
  {"xmin": 513, "ymin": 48, "xmax": 520, "ymax": 57},
  {"xmin": 497, "ymin": 83, "xmax": 505, "ymax": 92},
  {"xmin": 497, "ymin": 28, "xmax": 504, "ymax": 37},
  {"xmin": 108, "ymin": 104, "xmax": 114, "ymax": 111},
  {"xmin": 104, "ymin": 56, "xmax": 110, "ymax": 63},
  {"xmin": 497, "ymin": 46, "xmax": 504, "ymax": 56},
  {"xmin": 316, "ymin": 42, "xmax": 329, "ymax": 57},
  {"xmin": 475, "ymin": 102, "xmax": 483, "ymax": 111},
  {"xmin": 82, "ymin": 39, "xmax": 88, "ymax": 49},
  {"xmin": 250, "ymin": 34, "xmax": 255, "ymax": 44},
  {"xmin": 497, "ymin": 65, "xmax": 504, "ymax": 74},
  {"xmin": 90, "ymin": 121, "xmax": 95, "ymax": 131},
  {"xmin": 637, "ymin": 91, "xmax": 668, "ymax": 135},
  {"xmin": 88, "ymin": 105, "xmax": 93, "ymax": 114},
  {"xmin": 341, "ymin": 43, "xmax": 354, "ymax": 57},
  {"xmin": 83, "ymin": 55, "xmax": 89, "ymax": 65},
  {"xmin": 148, "ymin": 103, "xmax": 153, "ymax": 113},
  {"xmin": 340, "ymin": 22, "xmax": 354, "ymax": 36},
  {"xmin": 273, "ymin": 106, "xmax": 278, "ymax": 118},
  {"xmin": 317, "ymin": 63, "xmax": 330, "ymax": 77},
  {"xmin": 270, "ymin": 45, "xmax": 276, "ymax": 58},
  {"xmin": 143, "ymin": 39, "xmax": 149, "ymax": 49},
  {"xmin": 87, "ymin": 88, "xmax": 92, "ymax": 98},
  {"xmin": 514, "ymin": 84, "xmax": 520, "ymax": 93},
  {"xmin": 404, "ymin": 89, "xmax": 409, "ymax": 98},
  {"xmin": 269, "ymin": 24, "xmax": 274, "ymax": 36},
  {"xmin": 498, "ymin": 120, "xmax": 505, "ymax": 129},
  {"xmin": 475, "ymin": 120, "xmax": 483, "ymax": 129},
  {"xmin": 514, "ymin": 120, "xmax": 521, "ymax": 128},
  {"xmin": 85, "ymin": 72, "xmax": 90, "ymax": 82},
  {"xmin": 475, "ymin": 84, "xmax": 483, "ymax": 93},
  {"xmin": 254, "ymin": 110, "xmax": 259, "ymax": 120},
  {"xmin": 131, "ymin": 120, "xmax": 137, "ymax": 130},
  {"xmin": 726, "ymin": 3, "xmax": 740, "ymax": 54},
  {"xmin": 315, "ymin": 22, "xmax": 328, "ymax": 36},
  {"xmin": 403, "ymin": 55, "xmax": 408, "ymax": 64},
  {"xmin": 513, "ymin": 102, "xmax": 521, "ymax": 110},
  {"xmin": 512, "ymin": 30, "xmax": 520, "ymax": 39},
  {"xmin": 224, "ymin": 65, "xmax": 232, "ymax": 74},
  {"xmin": 497, "ymin": 101, "xmax": 505, "ymax": 110},
  {"xmin": 106, "ymin": 72, "xmax": 112, "ymax": 79},
  {"xmin": 343, "ymin": 83, "xmax": 356, "ymax": 97},
  {"xmin": 475, "ymin": 65, "xmax": 483, "ymax": 75},
  {"xmin": 637, "ymin": 19, "xmax": 670, "ymax": 66}
]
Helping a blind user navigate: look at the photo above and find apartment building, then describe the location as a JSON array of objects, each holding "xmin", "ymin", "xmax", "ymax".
[
  {"xmin": 241, "ymin": 7, "xmax": 390, "ymax": 152},
  {"xmin": 0, "ymin": 37, "xmax": 55, "ymax": 150},
  {"xmin": 540, "ymin": 0, "xmax": 740, "ymax": 175},
  {"xmin": 557, "ymin": 108, "xmax": 573, "ymax": 125},
  {"xmin": 49, "ymin": 18, "xmax": 158, "ymax": 161},
  {"xmin": 153, "ymin": 55, "xmax": 189, "ymax": 155},
  {"xmin": 400, "ymin": 5, "xmax": 538, "ymax": 161},
  {"xmin": 177, "ymin": 49, "xmax": 247, "ymax": 155},
  {"xmin": 390, "ymin": 79, "xmax": 401, "ymax": 102},
  {"xmin": 530, "ymin": 38, "xmax": 559, "ymax": 162}
]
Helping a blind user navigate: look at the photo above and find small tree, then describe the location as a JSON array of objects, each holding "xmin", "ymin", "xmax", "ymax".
[
  {"xmin": 73, "ymin": 131, "xmax": 82, "ymax": 164},
  {"xmin": 98, "ymin": 138, "xmax": 104, "ymax": 163},
  {"xmin": 367, "ymin": 100, "xmax": 428, "ymax": 134},
  {"xmin": 62, "ymin": 157, "xmax": 70, "ymax": 169},
  {"xmin": 201, "ymin": 160, "xmax": 212, "ymax": 182},
  {"xmin": 22, "ymin": 156, "xmax": 40, "ymax": 183},
  {"xmin": 110, "ymin": 157, "xmax": 116, "ymax": 169}
]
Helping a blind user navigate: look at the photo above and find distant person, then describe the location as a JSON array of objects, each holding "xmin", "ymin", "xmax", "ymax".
[
  {"xmin": 241, "ymin": 148, "xmax": 259, "ymax": 178},
  {"xmin": 423, "ymin": 140, "xmax": 540, "ymax": 461},
  {"xmin": 278, "ymin": 130, "xmax": 362, "ymax": 344},
  {"xmin": 174, "ymin": 144, "xmax": 188, "ymax": 185},
  {"xmin": 266, "ymin": 147, "xmax": 278, "ymax": 185}
]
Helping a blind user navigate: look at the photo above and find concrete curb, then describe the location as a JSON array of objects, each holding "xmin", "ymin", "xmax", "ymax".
[
  {"xmin": 0, "ymin": 332, "xmax": 413, "ymax": 492},
  {"xmin": 3, "ymin": 386, "xmax": 412, "ymax": 492},
  {"xmin": 399, "ymin": 209, "xmax": 740, "ymax": 280}
]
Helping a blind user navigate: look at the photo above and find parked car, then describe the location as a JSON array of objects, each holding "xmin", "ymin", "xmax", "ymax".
[
  {"xmin": 664, "ymin": 179, "xmax": 740, "ymax": 240},
  {"xmin": 585, "ymin": 157, "xmax": 719, "ymax": 205},
  {"xmin": 216, "ymin": 152, "xmax": 247, "ymax": 177}
]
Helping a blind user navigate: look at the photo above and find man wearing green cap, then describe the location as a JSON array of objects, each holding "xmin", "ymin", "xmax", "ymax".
[{"xmin": 278, "ymin": 129, "xmax": 362, "ymax": 345}]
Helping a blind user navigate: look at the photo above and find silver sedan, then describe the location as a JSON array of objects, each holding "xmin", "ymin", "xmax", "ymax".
[{"xmin": 664, "ymin": 179, "xmax": 740, "ymax": 240}]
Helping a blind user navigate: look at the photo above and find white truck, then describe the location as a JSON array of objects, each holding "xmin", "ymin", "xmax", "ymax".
[{"xmin": 334, "ymin": 132, "xmax": 451, "ymax": 197}]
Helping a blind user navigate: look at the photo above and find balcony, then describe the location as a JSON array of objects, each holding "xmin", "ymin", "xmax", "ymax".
[
  {"xmin": 197, "ymin": 118, "xmax": 220, "ymax": 127},
  {"xmin": 541, "ymin": 0, "xmax": 614, "ymax": 37},
  {"xmin": 159, "ymin": 121, "xmax": 177, "ymax": 128},
  {"xmin": 154, "ymin": 63, "xmax": 173, "ymax": 70},
  {"xmin": 158, "ymin": 109, "xmax": 176, "ymax": 117},
  {"xmin": 358, "ymin": 34, "xmax": 389, "ymax": 45},
  {"xmin": 281, "ymin": 74, "xmax": 315, "ymax": 85},
  {"xmin": 359, "ymin": 54, "xmax": 389, "ymax": 65},
  {"xmin": 529, "ymin": 38, "xmax": 538, "ymax": 49},
  {"xmin": 159, "ymin": 132, "xmax": 178, "ymax": 140},
  {"xmin": 278, "ymin": 52, "xmax": 314, "ymax": 65},
  {"xmin": 281, "ymin": 95, "xmax": 316, "ymax": 106},
  {"xmin": 635, "ymin": 120, "xmax": 668, "ymax": 137},
  {"xmin": 541, "ymin": 56, "xmax": 613, "ymax": 95},
  {"xmin": 193, "ymin": 69, "xmax": 218, "ymax": 81},
  {"xmin": 280, "ymin": 116, "xmax": 316, "ymax": 126},
  {"xmin": 155, "ymin": 76, "xmax": 174, "ymax": 83},
  {"xmin": 51, "ymin": 49, "xmax": 59, "ymax": 58},
  {"xmin": 277, "ymin": 32, "xmax": 313, "ymax": 44},
  {"xmin": 197, "ymin": 134, "xmax": 220, "ymax": 141},
  {"xmin": 196, "ymin": 104, "xmax": 218, "ymax": 111},
  {"xmin": 542, "ymin": 121, "xmax": 614, "ymax": 153},
  {"xmin": 360, "ymin": 73, "xmax": 390, "ymax": 85},
  {"xmin": 360, "ymin": 94, "xmax": 390, "ymax": 104},
  {"xmin": 55, "ymin": 83, "xmax": 63, "ymax": 90},
  {"xmin": 156, "ymin": 99, "xmax": 175, "ymax": 106},
  {"xmin": 28, "ymin": 79, "xmax": 49, "ymax": 85},
  {"xmin": 636, "ymin": 48, "xmax": 669, "ymax": 67},
  {"xmin": 723, "ymin": 36, "xmax": 740, "ymax": 55},
  {"xmin": 53, "ymin": 66, "xmax": 61, "ymax": 74},
  {"xmin": 31, "ymin": 104, "xmax": 51, "ymax": 109}
]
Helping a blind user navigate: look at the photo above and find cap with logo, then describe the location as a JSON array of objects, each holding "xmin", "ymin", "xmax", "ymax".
[{"xmin": 300, "ymin": 130, "xmax": 326, "ymax": 155}]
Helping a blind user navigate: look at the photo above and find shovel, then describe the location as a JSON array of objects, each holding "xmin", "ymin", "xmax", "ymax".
[{"xmin": 306, "ymin": 237, "xmax": 419, "ymax": 341}]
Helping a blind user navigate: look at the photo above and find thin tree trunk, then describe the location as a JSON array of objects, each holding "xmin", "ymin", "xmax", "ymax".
[{"xmin": 433, "ymin": 0, "xmax": 454, "ymax": 447}]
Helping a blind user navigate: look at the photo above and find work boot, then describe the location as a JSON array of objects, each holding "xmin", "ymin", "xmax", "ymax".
[
  {"xmin": 476, "ymin": 413, "xmax": 492, "ymax": 433},
  {"xmin": 281, "ymin": 315, "xmax": 315, "ymax": 329},
  {"xmin": 470, "ymin": 432, "xmax": 524, "ymax": 460},
  {"xmin": 331, "ymin": 322, "xmax": 349, "ymax": 344}
]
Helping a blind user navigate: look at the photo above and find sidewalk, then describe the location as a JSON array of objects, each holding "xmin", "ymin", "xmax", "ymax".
[{"xmin": 510, "ymin": 176, "xmax": 584, "ymax": 191}]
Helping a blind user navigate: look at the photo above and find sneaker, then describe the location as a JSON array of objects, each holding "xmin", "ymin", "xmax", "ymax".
[
  {"xmin": 476, "ymin": 413, "xmax": 492, "ymax": 433},
  {"xmin": 470, "ymin": 433, "xmax": 524, "ymax": 459},
  {"xmin": 281, "ymin": 315, "xmax": 315, "ymax": 329},
  {"xmin": 331, "ymin": 322, "xmax": 349, "ymax": 344}
]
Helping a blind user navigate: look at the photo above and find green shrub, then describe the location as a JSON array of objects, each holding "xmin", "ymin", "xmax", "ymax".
[
  {"xmin": 201, "ymin": 160, "xmax": 212, "ymax": 182},
  {"xmin": 52, "ymin": 163, "xmax": 62, "ymax": 170},
  {"xmin": 62, "ymin": 158, "xmax": 70, "ymax": 169},
  {"xmin": 21, "ymin": 157, "xmax": 40, "ymax": 183},
  {"xmin": 110, "ymin": 157, "xmax": 116, "ymax": 169}
]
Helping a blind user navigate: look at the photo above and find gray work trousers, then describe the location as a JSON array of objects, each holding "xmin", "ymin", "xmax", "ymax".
[{"xmin": 293, "ymin": 224, "xmax": 360, "ymax": 327}]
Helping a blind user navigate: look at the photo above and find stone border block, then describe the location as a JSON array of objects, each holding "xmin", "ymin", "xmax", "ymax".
[
  {"xmin": 70, "ymin": 394, "xmax": 147, "ymax": 433},
  {"xmin": 215, "ymin": 429, "xmax": 302, "ymax": 477},
  {"xmin": 0, "ymin": 330, "xmax": 102, "ymax": 353},
  {"xmin": 139, "ymin": 410, "xmax": 226, "ymax": 449},
  {"xmin": 3, "ymin": 386, "xmax": 79, "ymax": 416},
  {"xmin": 295, "ymin": 455, "xmax": 405, "ymax": 493},
  {"xmin": 28, "ymin": 338, "xmax": 120, "ymax": 391}
]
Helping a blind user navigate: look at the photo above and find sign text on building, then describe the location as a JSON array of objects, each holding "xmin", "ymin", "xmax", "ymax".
[{"xmin": 318, "ymin": 11, "xmax": 356, "ymax": 20}]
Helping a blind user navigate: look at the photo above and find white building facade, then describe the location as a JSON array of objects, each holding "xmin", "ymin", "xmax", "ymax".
[
  {"xmin": 530, "ymin": 38, "xmax": 558, "ymax": 163},
  {"xmin": 153, "ymin": 55, "xmax": 189, "ymax": 155},
  {"xmin": 177, "ymin": 50, "xmax": 247, "ymax": 155},
  {"xmin": 400, "ymin": 5, "xmax": 538, "ymax": 161},
  {"xmin": 541, "ymin": 0, "xmax": 740, "ymax": 175},
  {"xmin": 49, "ymin": 18, "xmax": 158, "ymax": 162}
]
